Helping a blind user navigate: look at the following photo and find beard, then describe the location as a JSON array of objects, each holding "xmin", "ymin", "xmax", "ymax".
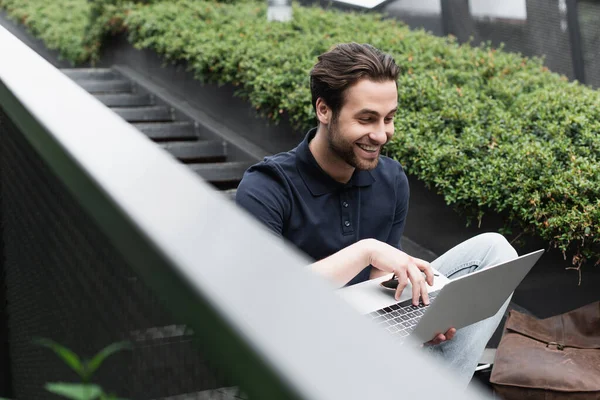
[{"xmin": 326, "ymin": 118, "xmax": 381, "ymax": 171}]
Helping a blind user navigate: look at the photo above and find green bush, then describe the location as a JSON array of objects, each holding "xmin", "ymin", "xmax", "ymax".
[
  {"xmin": 2, "ymin": 0, "xmax": 599, "ymax": 271},
  {"xmin": 84, "ymin": 0, "xmax": 161, "ymax": 64},
  {"xmin": 0, "ymin": 0, "xmax": 92, "ymax": 64}
]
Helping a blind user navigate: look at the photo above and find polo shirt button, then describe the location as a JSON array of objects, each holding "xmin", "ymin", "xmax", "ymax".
[
  {"xmin": 342, "ymin": 202, "xmax": 349, "ymax": 208},
  {"xmin": 344, "ymin": 221, "xmax": 351, "ymax": 227}
]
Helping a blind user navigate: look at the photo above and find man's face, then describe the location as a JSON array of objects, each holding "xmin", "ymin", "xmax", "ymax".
[{"xmin": 326, "ymin": 79, "xmax": 398, "ymax": 171}]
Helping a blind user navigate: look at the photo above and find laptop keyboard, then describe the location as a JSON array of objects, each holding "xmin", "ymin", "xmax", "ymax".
[{"xmin": 367, "ymin": 290, "xmax": 440, "ymax": 339}]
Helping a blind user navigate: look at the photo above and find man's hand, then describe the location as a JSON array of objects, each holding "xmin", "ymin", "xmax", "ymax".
[
  {"xmin": 366, "ymin": 240, "xmax": 435, "ymax": 306},
  {"xmin": 425, "ymin": 328, "xmax": 457, "ymax": 346}
]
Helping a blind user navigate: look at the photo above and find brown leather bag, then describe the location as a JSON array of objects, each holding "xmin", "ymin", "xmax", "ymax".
[{"xmin": 490, "ymin": 302, "xmax": 600, "ymax": 399}]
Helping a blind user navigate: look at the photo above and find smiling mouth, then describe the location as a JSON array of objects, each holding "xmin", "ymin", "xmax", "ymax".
[{"xmin": 357, "ymin": 143, "xmax": 379, "ymax": 153}]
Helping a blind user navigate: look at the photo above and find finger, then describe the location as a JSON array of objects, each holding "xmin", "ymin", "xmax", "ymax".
[
  {"xmin": 411, "ymin": 256, "xmax": 430, "ymax": 269},
  {"xmin": 429, "ymin": 333, "xmax": 445, "ymax": 345},
  {"xmin": 395, "ymin": 273, "xmax": 408, "ymax": 301},
  {"xmin": 406, "ymin": 264, "xmax": 423, "ymax": 306},
  {"xmin": 412, "ymin": 257, "xmax": 435, "ymax": 286},
  {"xmin": 411, "ymin": 274, "xmax": 421, "ymax": 306},
  {"xmin": 446, "ymin": 328, "xmax": 457, "ymax": 341},
  {"xmin": 417, "ymin": 260, "xmax": 434, "ymax": 286},
  {"xmin": 420, "ymin": 280, "xmax": 430, "ymax": 305},
  {"xmin": 425, "ymin": 267, "xmax": 434, "ymax": 286}
]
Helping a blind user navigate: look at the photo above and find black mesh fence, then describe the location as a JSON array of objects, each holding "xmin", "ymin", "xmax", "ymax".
[
  {"xmin": 384, "ymin": 0, "xmax": 599, "ymax": 88},
  {"xmin": 579, "ymin": 0, "xmax": 600, "ymax": 88},
  {"xmin": 472, "ymin": 0, "xmax": 575, "ymax": 81},
  {"xmin": 0, "ymin": 106, "xmax": 245, "ymax": 399}
]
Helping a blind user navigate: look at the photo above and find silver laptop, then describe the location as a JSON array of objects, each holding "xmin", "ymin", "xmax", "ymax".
[{"xmin": 336, "ymin": 249, "xmax": 544, "ymax": 345}]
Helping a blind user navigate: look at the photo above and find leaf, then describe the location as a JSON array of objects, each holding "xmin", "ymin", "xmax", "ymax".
[
  {"xmin": 45, "ymin": 383, "xmax": 103, "ymax": 400},
  {"xmin": 84, "ymin": 341, "xmax": 132, "ymax": 381},
  {"xmin": 34, "ymin": 338, "xmax": 84, "ymax": 378},
  {"xmin": 99, "ymin": 394, "xmax": 130, "ymax": 400}
]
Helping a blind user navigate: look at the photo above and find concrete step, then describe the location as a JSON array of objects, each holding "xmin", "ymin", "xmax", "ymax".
[
  {"xmin": 130, "ymin": 324, "xmax": 194, "ymax": 343},
  {"xmin": 158, "ymin": 387, "xmax": 245, "ymax": 400},
  {"xmin": 113, "ymin": 106, "xmax": 173, "ymax": 123},
  {"xmin": 189, "ymin": 161, "xmax": 251, "ymax": 185},
  {"xmin": 95, "ymin": 93, "xmax": 154, "ymax": 107},
  {"xmin": 78, "ymin": 79, "xmax": 132, "ymax": 93},
  {"xmin": 133, "ymin": 122, "xmax": 198, "ymax": 141},
  {"xmin": 160, "ymin": 141, "xmax": 226, "ymax": 163},
  {"xmin": 61, "ymin": 68, "xmax": 120, "ymax": 81}
]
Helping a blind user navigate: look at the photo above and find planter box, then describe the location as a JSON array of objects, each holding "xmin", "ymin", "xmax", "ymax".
[{"xmin": 3, "ymin": 14, "xmax": 597, "ymax": 318}]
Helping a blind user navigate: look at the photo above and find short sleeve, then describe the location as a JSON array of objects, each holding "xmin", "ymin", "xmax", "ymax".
[{"xmin": 235, "ymin": 161, "xmax": 291, "ymax": 237}]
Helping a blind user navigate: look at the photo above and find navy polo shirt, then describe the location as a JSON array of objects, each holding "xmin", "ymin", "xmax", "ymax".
[{"xmin": 236, "ymin": 128, "xmax": 410, "ymax": 285}]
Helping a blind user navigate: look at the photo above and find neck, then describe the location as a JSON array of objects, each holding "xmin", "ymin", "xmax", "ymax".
[{"xmin": 309, "ymin": 125, "xmax": 355, "ymax": 183}]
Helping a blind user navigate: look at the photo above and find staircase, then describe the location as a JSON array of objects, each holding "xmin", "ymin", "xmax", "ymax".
[
  {"xmin": 60, "ymin": 67, "xmax": 253, "ymax": 399},
  {"xmin": 61, "ymin": 67, "xmax": 254, "ymax": 198}
]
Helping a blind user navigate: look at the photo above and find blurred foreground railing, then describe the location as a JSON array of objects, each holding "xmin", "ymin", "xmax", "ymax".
[{"xmin": 0, "ymin": 25, "xmax": 490, "ymax": 400}]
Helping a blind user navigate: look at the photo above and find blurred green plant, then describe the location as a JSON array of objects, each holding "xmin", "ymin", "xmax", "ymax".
[
  {"xmin": 1, "ymin": 0, "xmax": 598, "ymax": 277},
  {"xmin": 34, "ymin": 338, "xmax": 130, "ymax": 400}
]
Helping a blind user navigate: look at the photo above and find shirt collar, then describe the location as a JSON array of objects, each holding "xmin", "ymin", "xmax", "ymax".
[{"xmin": 296, "ymin": 127, "xmax": 376, "ymax": 196}]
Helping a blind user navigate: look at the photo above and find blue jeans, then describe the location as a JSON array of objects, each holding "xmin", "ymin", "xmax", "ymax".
[{"xmin": 425, "ymin": 232, "xmax": 518, "ymax": 389}]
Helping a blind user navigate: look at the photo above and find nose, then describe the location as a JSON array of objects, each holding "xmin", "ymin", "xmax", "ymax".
[{"xmin": 369, "ymin": 121, "xmax": 389, "ymax": 145}]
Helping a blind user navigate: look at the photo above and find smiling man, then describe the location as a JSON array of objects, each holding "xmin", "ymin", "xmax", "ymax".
[{"xmin": 236, "ymin": 43, "xmax": 516, "ymax": 388}]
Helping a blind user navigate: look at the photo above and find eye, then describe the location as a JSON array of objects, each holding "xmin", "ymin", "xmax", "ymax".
[
  {"xmin": 359, "ymin": 118, "xmax": 372, "ymax": 123},
  {"xmin": 384, "ymin": 117, "xmax": 394, "ymax": 124}
]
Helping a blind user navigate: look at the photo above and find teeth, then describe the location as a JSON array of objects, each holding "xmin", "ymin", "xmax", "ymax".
[{"xmin": 358, "ymin": 144, "xmax": 378, "ymax": 152}]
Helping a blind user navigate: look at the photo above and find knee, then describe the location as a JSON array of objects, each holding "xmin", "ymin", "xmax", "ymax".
[{"xmin": 477, "ymin": 232, "xmax": 518, "ymax": 261}]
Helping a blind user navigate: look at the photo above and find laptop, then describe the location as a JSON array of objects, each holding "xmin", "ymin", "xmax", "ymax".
[{"xmin": 336, "ymin": 249, "xmax": 544, "ymax": 345}]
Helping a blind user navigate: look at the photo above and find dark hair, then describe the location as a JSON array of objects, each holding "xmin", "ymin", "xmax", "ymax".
[{"xmin": 309, "ymin": 42, "xmax": 400, "ymax": 118}]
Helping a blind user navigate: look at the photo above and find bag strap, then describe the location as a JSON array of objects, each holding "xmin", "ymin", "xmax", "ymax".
[{"xmin": 506, "ymin": 302, "xmax": 600, "ymax": 350}]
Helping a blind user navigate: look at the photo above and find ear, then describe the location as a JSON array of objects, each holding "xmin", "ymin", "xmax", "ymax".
[{"xmin": 315, "ymin": 98, "xmax": 331, "ymax": 125}]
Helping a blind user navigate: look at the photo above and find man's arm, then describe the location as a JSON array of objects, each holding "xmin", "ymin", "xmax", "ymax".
[{"xmin": 311, "ymin": 239, "xmax": 433, "ymax": 305}]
